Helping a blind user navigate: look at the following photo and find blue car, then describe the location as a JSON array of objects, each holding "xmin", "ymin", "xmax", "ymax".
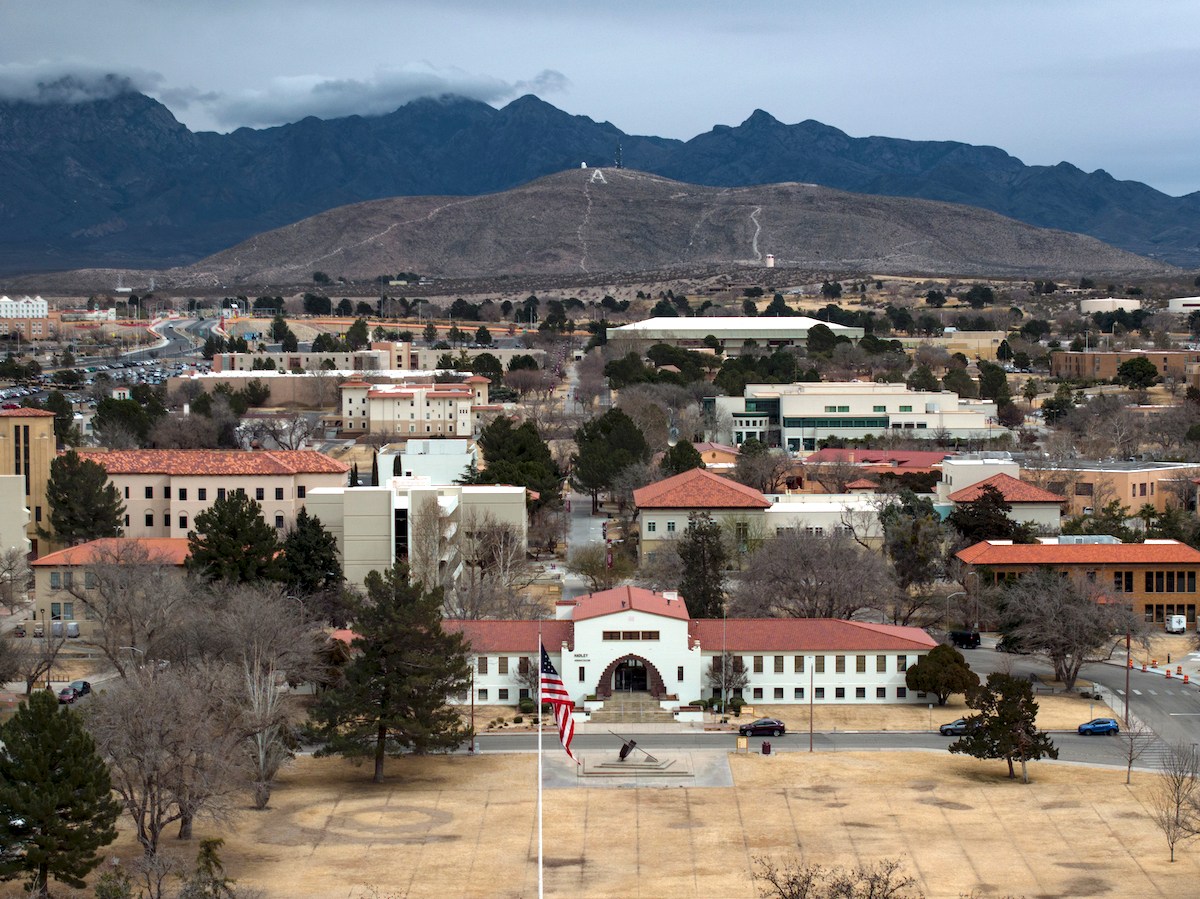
[{"xmin": 1078, "ymin": 717, "xmax": 1120, "ymax": 735}]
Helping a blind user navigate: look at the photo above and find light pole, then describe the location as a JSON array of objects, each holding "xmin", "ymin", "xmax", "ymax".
[{"xmin": 944, "ymin": 591, "xmax": 966, "ymax": 633}]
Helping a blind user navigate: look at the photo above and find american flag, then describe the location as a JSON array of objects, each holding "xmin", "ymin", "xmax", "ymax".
[{"xmin": 540, "ymin": 644, "xmax": 577, "ymax": 763}]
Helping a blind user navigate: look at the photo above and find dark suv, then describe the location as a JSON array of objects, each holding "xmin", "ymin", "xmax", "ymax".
[{"xmin": 949, "ymin": 630, "xmax": 981, "ymax": 649}]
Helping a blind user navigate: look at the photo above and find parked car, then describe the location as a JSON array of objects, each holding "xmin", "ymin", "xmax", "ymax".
[
  {"xmin": 939, "ymin": 718, "xmax": 973, "ymax": 736},
  {"xmin": 11, "ymin": 624, "xmax": 24, "ymax": 637},
  {"xmin": 57, "ymin": 681, "xmax": 91, "ymax": 704},
  {"xmin": 948, "ymin": 630, "xmax": 981, "ymax": 649},
  {"xmin": 1078, "ymin": 717, "xmax": 1120, "ymax": 736},
  {"xmin": 738, "ymin": 717, "xmax": 786, "ymax": 737}
]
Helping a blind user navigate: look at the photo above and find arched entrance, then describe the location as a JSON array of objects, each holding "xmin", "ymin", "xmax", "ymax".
[{"xmin": 595, "ymin": 653, "xmax": 668, "ymax": 699}]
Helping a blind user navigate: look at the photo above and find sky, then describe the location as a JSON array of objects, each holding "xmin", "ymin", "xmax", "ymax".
[{"xmin": 3, "ymin": 0, "xmax": 1199, "ymax": 196}]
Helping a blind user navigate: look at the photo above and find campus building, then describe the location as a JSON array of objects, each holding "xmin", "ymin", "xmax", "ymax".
[
  {"xmin": 706, "ymin": 381, "xmax": 1001, "ymax": 452},
  {"xmin": 1019, "ymin": 460, "xmax": 1199, "ymax": 516},
  {"xmin": 606, "ymin": 316, "xmax": 864, "ymax": 355},
  {"xmin": 0, "ymin": 408, "xmax": 56, "ymax": 555},
  {"xmin": 1049, "ymin": 350, "xmax": 1200, "ymax": 382},
  {"xmin": 956, "ymin": 537, "xmax": 1200, "ymax": 625},
  {"xmin": 338, "ymin": 377, "xmax": 493, "ymax": 438},
  {"xmin": 446, "ymin": 586, "xmax": 938, "ymax": 713},
  {"xmin": 77, "ymin": 448, "xmax": 349, "ymax": 538}
]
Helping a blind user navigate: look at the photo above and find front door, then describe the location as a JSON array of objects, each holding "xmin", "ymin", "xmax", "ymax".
[{"xmin": 614, "ymin": 659, "xmax": 648, "ymax": 692}]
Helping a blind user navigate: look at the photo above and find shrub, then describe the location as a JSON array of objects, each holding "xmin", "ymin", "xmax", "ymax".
[
  {"xmin": 518, "ymin": 698, "xmax": 535, "ymax": 714},
  {"xmin": 513, "ymin": 716, "xmax": 523, "ymax": 724}
]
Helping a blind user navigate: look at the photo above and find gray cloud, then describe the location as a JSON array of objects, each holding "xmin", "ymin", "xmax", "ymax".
[
  {"xmin": 0, "ymin": 63, "xmax": 161, "ymax": 103},
  {"xmin": 199, "ymin": 65, "xmax": 569, "ymax": 128}
]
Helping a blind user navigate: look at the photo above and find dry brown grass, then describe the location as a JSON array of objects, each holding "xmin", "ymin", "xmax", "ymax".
[{"xmin": 22, "ymin": 749, "xmax": 1195, "ymax": 899}]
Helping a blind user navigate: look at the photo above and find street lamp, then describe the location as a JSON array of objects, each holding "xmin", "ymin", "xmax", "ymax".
[{"xmin": 944, "ymin": 591, "xmax": 966, "ymax": 633}]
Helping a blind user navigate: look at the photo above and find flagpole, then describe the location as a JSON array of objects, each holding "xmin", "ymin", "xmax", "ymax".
[{"xmin": 537, "ymin": 624, "xmax": 544, "ymax": 899}]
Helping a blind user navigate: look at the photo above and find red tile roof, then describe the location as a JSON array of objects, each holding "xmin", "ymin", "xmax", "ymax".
[
  {"xmin": 78, "ymin": 449, "xmax": 349, "ymax": 476},
  {"xmin": 948, "ymin": 473, "xmax": 1065, "ymax": 505},
  {"xmin": 956, "ymin": 539, "xmax": 1200, "ymax": 567},
  {"xmin": 443, "ymin": 620, "xmax": 574, "ymax": 653},
  {"xmin": 569, "ymin": 586, "xmax": 692, "ymax": 622},
  {"xmin": 845, "ymin": 478, "xmax": 879, "ymax": 490},
  {"xmin": 32, "ymin": 537, "xmax": 190, "ymax": 567},
  {"xmin": 688, "ymin": 619, "xmax": 938, "ymax": 652},
  {"xmin": 0, "ymin": 408, "xmax": 55, "ymax": 417},
  {"xmin": 633, "ymin": 468, "xmax": 770, "ymax": 510},
  {"xmin": 804, "ymin": 448, "xmax": 950, "ymax": 469}
]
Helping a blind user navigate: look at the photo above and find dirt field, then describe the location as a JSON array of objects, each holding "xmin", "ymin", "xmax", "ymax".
[{"xmin": 34, "ymin": 750, "xmax": 1196, "ymax": 899}]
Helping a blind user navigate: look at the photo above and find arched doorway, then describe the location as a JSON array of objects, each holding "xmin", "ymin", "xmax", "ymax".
[{"xmin": 595, "ymin": 653, "xmax": 668, "ymax": 699}]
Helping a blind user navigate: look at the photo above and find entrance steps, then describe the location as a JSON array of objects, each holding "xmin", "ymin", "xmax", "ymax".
[{"xmin": 587, "ymin": 691, "xmax": 677, "ymax": 724}]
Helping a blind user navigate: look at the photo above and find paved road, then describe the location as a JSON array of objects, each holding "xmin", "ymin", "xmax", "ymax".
[{"xmin": 562, "ymin": 490, "xmax": 607, "ymax": 600}]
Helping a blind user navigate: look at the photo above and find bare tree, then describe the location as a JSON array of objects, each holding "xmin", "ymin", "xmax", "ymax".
[
  {"xmin": 1115, "ymin": 719, "xmax": 1158, "ymax": 785},
  {"xmin": 753, "ymin": 856, "xmax": 920, "ymax": 899},
  {"xmin": 407, "ymin": 495, "xmax": 447, "ymax": 592},
  {"xmin": 705, "ymin": 652, "xmax": 748, "ymax": 708},
  {"xmin": 9, "ymin": 628, "xmax": 67, "ymax": 695},
  {"xmin": 149, "ymin": 414, "xmax": 221, "ymax": 449},
  {"xmin": 567, "ymin": 543, "xmax": 634, "ymax": 592},
  {"xmin": 242, "ymin": 412, "xmax": 320, "ymax": 450},
  {"xmin": 1149, "ymin": 743, "xmax": 1200, "ymax": 862},
  {"xmin": 730, "ymin": 532, "xmax": 896, "ymax": 619},
  {"xmin": 633, "ymin": 536, "xmax": 684, "ymax": 593},
  {"xmin": 803, "ymin": 458, "xmax": 862, "ymax": 494},
  {"xmin": 0, "ymin": 546, "xmax": 30, "ymax": 615},
  {"xmin": 447, "ymin": 511, "xmax": 538, "ymax": 619},
  {"xmin": 242, "ymin": 650, "xmax": 292, "ymax": 810}
]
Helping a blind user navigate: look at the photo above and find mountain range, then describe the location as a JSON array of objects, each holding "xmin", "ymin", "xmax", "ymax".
[{"xmin": 0, "ymin": 88, "xmax": 1197, "ymax": 277}]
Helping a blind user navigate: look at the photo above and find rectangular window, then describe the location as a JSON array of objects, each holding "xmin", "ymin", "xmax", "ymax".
[
  {"xmin": 876, "ymin": 687, "xmax": 887, "ymax": 699},
  {"xmin": 162, "ymin": 514, "xmax": 169, "ymax": 527},
  {"xmin": 498, "ymin": 688, "xmax": 508, "ymax": 701},
  {"xmin": 51, "ymin": 602, "xmax": 61, "ymax": 618},
  {"xmin": 602, "ymin": 631, "xmax": 620, "ymax": 640},
  {"xmin": 50, "ymin": 571, "xmax": 60, "ymax": 589},
  {"xmin": 873, "ymin": 405, "xmax": 886, "ymax": 413},
  {"xmin": 256, "ymin": 487, "xmax": 265, "ymax": 501},
  {"xmin": 579, "ymin": 666, "xmax": 585, "ymax": 681},
  {"xmin": 198, "ymin": 488, "xmax": 207, "ymax": 501},
  {"xmin": 1075, "ymin": 483, "xmax": 1093, "ymax": 496},
  {"xmin": 897, "ymin": 687, "xmax": 907, "ymax": 698},
  {"xmin": 855, "ymin": 687, "xmax": 866, "ymax": 699},
  {"xmin": 275, "ymin": 487, "xmax": 284, "ymax": 500},
  {"xmin": 621, "ymin": 631, "xmax": 639, "ymax": 640},
  {"xmin": 666, "ymin": 521, "xmax": 676, "ymax": 533},
  {"xmin": 124, "ymin": 514, "xmax": 129, "ymax": 527},
  {"xmin": 498, "ymin": 657, "xmax": 508, "ymax": 675},
  {"xmin": 1157, "ymin": 571, "xmax": 1165, "ymax": 592},
  {"xmin": 178, "ymin": 488, "xmax": 187, "ymax": 500},
  {"xmin": 217, "ymin": 488, "xmax": 226, "ymax": 500},
  {"xmin": 876, "ymin": 655, "xmax": 887, "ymax": 673},
  {"xmin": 275, "ymin": 514, "xmax": 284, "ymax": 529},
  {"xmin": 815, "ymin": 656, "xmax": 825, "ymax": 674},
  {"xmin": 144, "ymin": 486, "xmax": 153, "ymax": 499},
  {"xmin": 519, "ymin": 689, "xmax": 529, "ymax": 700},
  {"xmin": 753, "ymin": 687, "xmax": 763, "ymax": 700},
  {"xmin": 794, "ymin": 656, "xmax": 805, "ymax": 673},
  {"xmin": 774, "ymin": 687, "xmax": 784, "ymax": 700},
  {"xmin": 1168, "ymin": 571, "xmax": 1177, "ymax": 592},
  {"xmin": 641, "ymin": 631, "xmax": 659, "ymax": 640},
  {"xmin": 794, "ymin": 687, "xmax": 805, "ymax": 699},
  {"xmin": 477, "ymin": 657, "xmax": 488, "ymax": 675},
  {"xmin": 478, "ymin": 689, "xmax": 488, "ymax": 701},
  {"xmin": 856, "ymin": 655, "xmax": 867, "ymax": 673},
  {"xmin": 124, "ymin": 486, "xmax": 129, "ymax": 499},
  {"xmin": 753, "ymin": 655, "xmax": 764, "ymax": 673},
  {"xmin": 835, "ymin": 655, "xmax": 846, "ymax": 674},
  {"xmin": 34, "ymin": 506, "xmax": 40, "ymax": 522},
  {"xmin": 1190, "ymin": 572, "xmax": 1197, "ymax": 593},
  {"xmin": 815, "ymin": 687, "xmax": 825, "ymax": 700},
  {"xmin": 835, "ymin": 687, "xmax": 846, "ymax": 699},
  {"xmin": 899, "ymin": 405, "xmax": 912, "ymax": 412},
  {"xmin": 519, "ymin": 657, "xmax": 530, "ymax": 675},
  {"xmin": 647, "ymin": 521, "xmax": 657, "ymax": 533},
  {"xmin": 678, "ymin": 666, "xmax": 684, "ymax": 682},
  {"xmin": 774, "ymin": 655, "xmax": 784, "ymax": 674},
  {"xmin": 145, "ymin": 513, "xmax": 154, "ymax": 527},
  {"xmin": 897, "ymin": 655, "xmax": 908, "ymax": 672},
  {"xmin": 178, "ymin": 515, "xmax": 187, "ymax": 530},
  {"xmin": 297, "ymin": 486, "xmax": 306, "ymax": 499}
]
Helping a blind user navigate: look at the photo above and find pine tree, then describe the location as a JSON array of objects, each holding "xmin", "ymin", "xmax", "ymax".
[
  {"xmin": 948, "ymin": 672, "xmax": 1058, "ymax": 782},
  {"xmin": 278, "ymin": 508, "xmax": 342, "ymax": 597},
  {"xmin": 905, "ymin": 644, "xmax": 980, "ymax": 706},
  {"xmin": 370, "ymin": 450, "xmax": 379, "ymax": 486},
  {"xmin": 0, "ymin": 691, "xmax": 120, "ymax": 897},
  {"xmin": 350, "ymin": 462, "xmax": 359, "ymax": 487},
  {"xmin": 41, "ymin": 450, "xmax": 125, "ymax": 546},
  {"xmin": 677, "ymin": 513, "xmax": 726, "ymax": 618},
  {"xmin": 659, "ymin": 440, "xmax": 705, "ymax": 478},
  {"xmin": 311, "ymin": 563, "xmax": 470, "ymax": 782},
  {"xmin": 186, "ymin": 491, "xmax": 280, "ymax": 583}
]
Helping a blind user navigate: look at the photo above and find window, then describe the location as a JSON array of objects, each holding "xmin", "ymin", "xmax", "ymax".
[
  {"xmin": 34, "ymin": 506, "xmax": 40, "ymax": 522},
  {"xmin": 873, "ymin": 405, "xmax": 886, "ymax": 413},
  {"xmin": 519, "ymin": 689, "xmax": 530, "ymax": 700},
  {"xmin": 876, "ymin": 687, "xmax": 887, "ymax": 699},
  {"xmin": 144, "ymin": 486, "xmax": 153, "ymax": 499},
  {"xmin": 199, "ymin": 488, "xmax": 207, "ymax": 501},
  {"xmin": 835, "ymin": 687, "xmax": 846, "ymax": 699},
  {"xmin": 50, "ymin": 602, "xmax": 61, "ymax": 619},
  {"xmin": 145, "ymin": 513, "xmax": 154, "ymax": 527},
  {"xmin": 178, "ymin": 488, "xmax": 187, "ymax": 500},
  {"xmin": 899, "ymin": 405, "xmax": 912, "ymax": 412},
  {"xmin": 856, "ymin": 687, "xmax": 866, "ymax": 699},
  {"xmin": 774, "ymin": 655, "xmax": 784, "ymax": 674},
  {"xmin": 753, "ymin": 656, "xmax": 763, "ymax": 673},
  {"xmin": 275, "ymin": 514, "xmax": 284, "ymax": 529},
  {"xmin": 1075, "ymin": 482, "xmax": 1093, "ymax": 496},
  {"xmin": 498, "ymin": 657, "xmax": 508, "ymax": 675},
  {"xmin": 794, "ymin": 656, "xmax": 805, "ymax": 673},
  {"xmin": 275, "ymin": 487, "xmax": 284, "ymax": 500},
  {"xmin": 856, "ymin": 655, "xmax": 867, "ymax": 673},
  {"xmin": 602, "ymin": 631, "xmax": 620, "ymax": 640},
  {"xmin": 753, "ymin": 687, "xmax": 763, "ymax": 700},
  {"xmin": 876, "ymin": 655, "xmax": 887, "ymax": 673},
  {"xmin": 124, "ymin": 486, "xmax": 129, "ymax": 499},
  {"xmin": 647, "ymin": 521, "xmax": 657, "ymax": 533},
  {"xmin": 666, "ymin": 521, "xmax": 676, "ymax": 533},
  {"xmin": 297, "ymin": 486, "xmax": 306, "ymax": 499},
  {"xmin": 835, "ymin": 655, "xmax": 845, "ymax": 673},
  {"xmin": 124, "ymin": 514, "xmax": 130, "ymax": 527},
  {"xmin": 519, "ymin": 657, "xmax": 530, "ymax": 675},
  {"xmin": 478, "ymin": 689, "xmax": 488, "ymax": 701},
  {"xmin": 774, "ymin": 687, "xmax": 784, "ymax": 699},
  {"xmin": 677, "ymin": 666, "xmax": 684, "ymax": 682},
  {"xmin": 162, "ymin": 514, "xmax": 169, "ymax": 527},
  {"xmin": 1114, "ymin": 571, "xmax": 1133, "ymax": 593},
  {"xmin": 815, "ymin": 687, "xmax": 825, "ymax": 700},
  {"xmin": 814, "ymin": 656, "xmax": 825, "ymax": 674},
  {"xmin": 50, "ymin": 571, "xmax": 60, "ymax": 589},
  {"xmin": 897, "ymin": 655, "xmax": 908, "ymax": 672},
  {"xmin": 579, "ymin": 666, "xmax": 585, "ymax": 681},
  {"xmin": 178, "ymin": 515, "xmax": 187, "ymax": 530},
  {"xmin": 256, "ymin": 487, "xmax": 265, "ymax": 501},
  {"xmin": 897, "ymin": 687, "xmax": 907, "ymax": 698},
  {"xmin": 477, "ymin": 657, "xmax": 488, "ymax": 675},
  {"xmin": 217, "ymin": 488, "xmax": 226, "ymax": 500},
  {"xmin": 498, "ymin": 689, "xmax": 509, "ymax": 701}
]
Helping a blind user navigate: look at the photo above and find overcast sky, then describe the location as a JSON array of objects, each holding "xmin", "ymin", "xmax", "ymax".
[{"xmin": 3, "ymin": 0, "xmax": 1198, "ymax": 195}]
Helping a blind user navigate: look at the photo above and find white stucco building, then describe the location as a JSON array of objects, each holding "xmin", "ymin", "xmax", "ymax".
[
  {"xmin": 445, "ymin": 587, "xmax": 938, "ymax": 714},
  {"xmin": 339, "ymin": 376, "xmax": 493, "ymax": 437},
  {"xmin": 0, "ymin": 295, "xmax": 48, "ymax": 319},
  {"xmin": 606, "ymin": 316, "xmax": 863, "ymax": 354},
  {"xmin": 379, "ymin": 439, "xmax": 477, "ymax": 483}
]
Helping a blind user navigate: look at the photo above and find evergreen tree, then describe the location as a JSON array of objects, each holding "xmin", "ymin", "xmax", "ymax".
[
  {"xmin": 310, "ymin": 564, "xmax": 470, "ymax": 782},
  {"xmin": 570, "ymin": 408, "xmax": 651, "ymax": 512},
  {"xmin": 42, "ymin": 390, "xmax": 80, "ymax": 447},
  {"xmin": 281, "ymin": 330, "xmax": 299, "ymax": 353},
  {"xmin": 345, "ymin": 318, "xmax": 370, "ymax": 350},
  {"xmin": 371, "ymin": 450, "xmax": 380, "ymax": 486},
  {"xmin": 905, "ymin": 644, "xmax": 980, "ymax": 706},
  {"xmin": 350, "ymin": 462, "xmax": 359, "ymax": 487},
  {"xmin": 41, "ymin": 450, "xmax": 125, "ymax": 546},
  {"xmin": 947, "ymin": 484, "xmax": 1035, "ymax": 545},
  {"xmin": 659, "ymin": 440, "xmax": 705, "ymax": 478},
  {"xmin": 186, "ymin": 491, "xmax": 280, "ymax": 583},
  {"xmin": 905, "ymin": 364, "xmax": 940, "ymax": 393},
  {"xmin": 948, "ymin": 672, "xmax": 1058, "ymax": 782},
  {"xmin": 278, "ymin": 508, "xmax": 343, "ymax": 598},
  {"xmin": 470, "ymin": 416, "xmax": 560, "ymax": 511},
  {"xmin": 0, "ymin": 691, "xmax": 120, "ymax": 896},
  {"xmin": 677, "ymin": 513, "xmax": 726, "ymax": 618}
]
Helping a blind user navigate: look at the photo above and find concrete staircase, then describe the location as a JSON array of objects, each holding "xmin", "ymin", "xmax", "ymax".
[{"xmin": 587, "ymin": 691, "xmax": 677, "ymax": 724}]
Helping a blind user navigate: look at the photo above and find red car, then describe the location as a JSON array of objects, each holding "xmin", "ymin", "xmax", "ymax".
[{"xmin": 57, "ymin": 681, "xmax": 92, "ymax": 704}]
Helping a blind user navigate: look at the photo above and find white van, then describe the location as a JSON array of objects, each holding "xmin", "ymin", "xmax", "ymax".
[{"xmin": 1166, "ymin": 615, "xmax": 1188, "ymax": 634}]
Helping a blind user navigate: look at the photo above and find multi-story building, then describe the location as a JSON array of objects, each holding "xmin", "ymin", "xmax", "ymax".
[
  {"xmin": 945, "ymin": 473, "xmax": 1065, "ymax": 532},
  {"xmin": 633, "ymin": 468, "xmax": 771, "ymax": 563},
  {"xmin": 1049, "ymin": 350, "xmax": 1200, "ymax": 382},
  {"xmin": 339, "ymin": 377, "xmax": 492, "ymax": 438},
  {"xmin": 305, "ymin": 477, "xmax": 528, "ymax": 591},
  {"xmin": 706, "ymin": 381, "xmax": 1001, "ymax": 452},
  {"xmin": 1020, "ymin": 460, "xmax": 1199, "ymax": 516},
  {"xmin": 379, "ymin": 439, "xmax": 477, "ymax": 483},
  {"xmin": 956, "ymin": 536, "xmax": 1200, "ymax": 625},
  {"xmin": 76, "ymin": 449, "xmax": 349, "ymax": 538},
  {"xmin": 0, "ymin": 408, "xmax": 56, "ymax": 555},
  {"xmin": 444, "ymin": 586, "xmax": 938, "ymax": 711},
  {"xmin": 210, "ymin": 343, "xmax": 545, "ymax": 374},
  {"xmin": 606, "ymin": 316, "xmax": 863, "ymax": 355},
  {"xmin": 0, "ymin": 474, "xmax": 31, "ymax": 557}
]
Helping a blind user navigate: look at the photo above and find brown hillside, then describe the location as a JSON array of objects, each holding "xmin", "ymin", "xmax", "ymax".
[{"xmin": 171, "ymin": 169, "xmax": 1169, "ymax": 285}]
